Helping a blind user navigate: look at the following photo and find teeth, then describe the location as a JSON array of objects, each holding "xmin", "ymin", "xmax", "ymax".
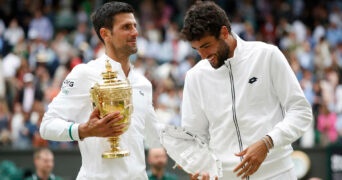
[{"xmin": 208, "ymin": 56, "xmax": 214, "ymax": 62}]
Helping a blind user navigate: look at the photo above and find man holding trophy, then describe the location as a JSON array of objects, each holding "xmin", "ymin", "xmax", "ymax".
[{"xmin": 40, "ymin": 2, "xmax": 161, "ymax": 179}]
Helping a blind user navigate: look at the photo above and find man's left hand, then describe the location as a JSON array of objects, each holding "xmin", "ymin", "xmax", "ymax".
[{"xmin": 233, "ymin": 139, "xmax": 268, "ymax": 178}]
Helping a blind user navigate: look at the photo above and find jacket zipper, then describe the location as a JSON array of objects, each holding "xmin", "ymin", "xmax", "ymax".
[
  {"xmin": 226, "ymin": 62, "xmax": 249, "ymax": 179},
  {"xmin": 226, "ymin": 62, "xmax": 244, "ymax": 156}
]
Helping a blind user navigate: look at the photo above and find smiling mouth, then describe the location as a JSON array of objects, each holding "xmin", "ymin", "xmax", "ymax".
[
  {"xmin": 207, "ymin": 55, "xmax": 215, "ymax": 63},
  {"xmin": 127, "ymin": 38, "xmax": 137, "ymax": 43}
]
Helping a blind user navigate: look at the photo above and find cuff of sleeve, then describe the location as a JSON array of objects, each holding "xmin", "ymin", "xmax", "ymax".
[
  {"xmin": 267, "ymin": 129, "xmax": 280, "ymax": 148},
  {"xmin": 70, "ymin": 123, "xmax": 81, "ymax": 141}
]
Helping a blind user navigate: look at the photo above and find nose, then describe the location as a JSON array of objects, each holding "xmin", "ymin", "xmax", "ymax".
[
  {"xmin": 132, "ymin": 26, "xmax": 138, "ymax": 37},
  {"xmin": 197, "ymin": 49, "xmax": 207, "ymax": 59}
]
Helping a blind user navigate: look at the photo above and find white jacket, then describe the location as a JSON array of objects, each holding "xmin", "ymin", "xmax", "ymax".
[
  {"xmin": 40, "ymin": 54, "xmax": 160, "ymax": 180},
  {"xmin": 181, "ymin": 34, "xmax": 313, "ymax": 179}
]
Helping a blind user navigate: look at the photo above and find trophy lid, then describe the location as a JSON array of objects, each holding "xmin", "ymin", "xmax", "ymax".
[{"xmin": 99, "ymin": 59, "xmax": 130, "ymax": 89}]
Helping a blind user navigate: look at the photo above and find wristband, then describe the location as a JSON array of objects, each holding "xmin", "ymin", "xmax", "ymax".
[
  {"xmin": 69, "ymin": 123, "xmax": 75, "ymax": 141},
  {"xmin": 261, "ymin": 137, "xmax": 270, "ymax": 153},
  {"xmin": 265, "ymin": 135, "xmax": 274, "ymax": 148}
]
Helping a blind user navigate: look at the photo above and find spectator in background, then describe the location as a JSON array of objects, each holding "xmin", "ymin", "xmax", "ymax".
[
  {"xmin": 17, "ymin": 112, "xmax": 37, "ymax": 149},
  {"xmin": 28, "ymin": 10, "xmax": 54, "ymax": 42},
  {"xmin": 317, "ymin": 104, "xmax": 338, "ymax": 146},
  {"xmin": 296, "ymin": 40, "xmax": 314, "ymax": 72},
  {"xmin": 336, "ymin": 77, "xmax": 342, "ymax": 140},
  {"xmin": 0, "ymin": 160, "xmax": 23, "ymax": 179},
  {"xmin": 3, "ymin": 18, "xmax": 24, "ymax": 50},
  {"xmin": 25, "ymin": 148, "xmax": 62, "ymax": 180},
  {"xmin": 0, "ymin": 55, "xmax": 5, "ymax": 98},
  {"xmin": 315, "ymin": 37, "xmax": 332, "ymax": 79},
  {"xmin": 334, "ymin": 41, "xmax": 342, "ymax": 69},
  {"xmin": 326, "ymin": 15, "xmax": 342, "ymax": 48},
  {"xmin": 1, "ymin": 49, "xmax": 21, "ymax": 80},
  {"xmin": 72, "ymin": 22, "xmax": 89, "ymax": 49},
  {"xmin": 51, "ymin": 30, "xmax": 73, "ymax": 66},
  {"xmin": 147, "ymin": 148, "xmax": 177, "ymax": 180},
  {"xmin": 300, "ymin": 69, "xmax": 315, "ymax": 105},
  {"xmin": 0, "ymin": 98, "xmax": 11, "ymax": 147},
  {"xmin": 17, "ymin": 73, "xmax": 44, "ymax": 114},
  {"xmin": 260, "ymin": 13, "xmax": 276, "ymax": 44},
  {"xmin": 0, "ymin": 18, "xmax": 5, "ymax": 56},
  {"xmin": 10, "ymin": 103, "xmax": 25, "ymax": 149}
]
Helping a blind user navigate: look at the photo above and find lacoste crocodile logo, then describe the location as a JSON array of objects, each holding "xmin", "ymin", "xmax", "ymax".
[{"xmin": 248, "ymin": 77, "xmax": 258, "ymax": 84}]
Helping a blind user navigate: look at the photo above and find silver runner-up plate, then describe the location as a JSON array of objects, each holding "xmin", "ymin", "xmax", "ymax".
[{"xmin": 160, "ymin": 125, "xmax": 223, "ymax": 179}]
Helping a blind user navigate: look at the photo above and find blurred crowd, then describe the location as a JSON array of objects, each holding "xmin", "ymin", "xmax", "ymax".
[{"xmin": 0, "ymin": 0, "xmax": 341, "ymax": 150}]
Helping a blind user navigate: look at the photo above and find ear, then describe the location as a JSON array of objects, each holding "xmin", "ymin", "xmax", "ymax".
[
  {"xmin": 220, "ymin": 26, "xmax": 229, "ymax": 39},
  {"xmin": 99, "ymin": 27, "xmax": 110, "ymax": 42}
]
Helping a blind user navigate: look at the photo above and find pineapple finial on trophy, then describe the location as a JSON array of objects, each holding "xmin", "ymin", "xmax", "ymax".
[{"xmin": 102, "ymin": 59, "xmax": 118, "ymax": 83}]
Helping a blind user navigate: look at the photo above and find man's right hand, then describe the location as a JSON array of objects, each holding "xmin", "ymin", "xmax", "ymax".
[{"xmin": 78, "ymin": 108, "xmax": 125, "ymax": 139}]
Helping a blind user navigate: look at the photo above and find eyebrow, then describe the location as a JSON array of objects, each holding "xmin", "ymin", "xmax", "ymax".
[
  {"xmin": 199, "ymin": 42, "xmax": 210, "ymax": 49},
  {"xmin": 121, "ymin": 22, "xmax": 136, "ymax": 27},
  {"xmin": 192, "ymin": 42, "xmax": 210, "ymax": 50}
]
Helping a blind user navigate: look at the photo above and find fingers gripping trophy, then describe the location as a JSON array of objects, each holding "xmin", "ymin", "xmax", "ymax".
[{"xmin": 90, "ymin": 60, "xmax": 133, "ymax": 159}]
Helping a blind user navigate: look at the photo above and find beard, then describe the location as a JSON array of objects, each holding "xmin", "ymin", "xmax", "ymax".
[
  {"xmin": 210, "ymin": 39, "xmax": 230, "ymax": 69},
  {"xmin": 122, "ymin": 44, "xmax": 138, "ymax": 55},
  {"xmin": 114, "ymin": 44, "xmax": 138, "ymax": 57}
]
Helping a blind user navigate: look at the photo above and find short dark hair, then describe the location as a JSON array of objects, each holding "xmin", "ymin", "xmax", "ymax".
[
  {"xmin": 33, "ymin": 148, "xmax": 53, "ymax": 159},
  {"xmin": 181, "ymin": 1, "xmax": 231, "ymax": 41},
  {"xmin": 91, "ymin": 1, "xmax": 135, "ymax": 43}
]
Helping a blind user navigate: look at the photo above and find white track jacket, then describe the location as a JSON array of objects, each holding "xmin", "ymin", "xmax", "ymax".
[
  {"xmin": 181, "ymin": 34, "xmax": 313, "ymax": 179},
  {"xmin": 40, "ymin": 54, "xmax": 160, "ymax": 180}
]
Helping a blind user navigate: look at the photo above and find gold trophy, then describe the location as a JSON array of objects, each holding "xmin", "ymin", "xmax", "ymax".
[{"xmin": 90, "ymin": 59, "xmax": 133, "ymax": 158}]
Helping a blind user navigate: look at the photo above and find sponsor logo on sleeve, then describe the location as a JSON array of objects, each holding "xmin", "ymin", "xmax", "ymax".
[{"xmin": 61, "ymin": 79, "xmax": 76, "ymax": 95}]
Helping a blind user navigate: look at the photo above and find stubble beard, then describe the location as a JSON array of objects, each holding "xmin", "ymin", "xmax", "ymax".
[
  {"xmin": 117, "ymin": 45, "xmax": 138, "ymax": 57},
  {"xmin": 211, "ymin": 39, "xmax": 230, "ymax": 69}
]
